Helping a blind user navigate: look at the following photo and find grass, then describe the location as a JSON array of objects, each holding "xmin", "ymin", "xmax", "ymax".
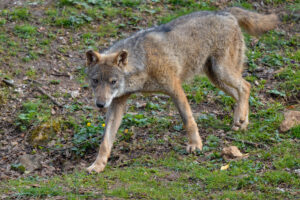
[
  {"xmin": 14, "ymin": 24, "xmax": 37, "ymax": 38},
  {"xmin": 2, "ymin": 144, "xmax": 299, "ymax": 199},
  {"xmin": 15, "ymin": 99, "xmax": 52, "ymax": 131},
  {"xmin": 0, "ymin": 0, "xmax": 299, "ymax": 199}
]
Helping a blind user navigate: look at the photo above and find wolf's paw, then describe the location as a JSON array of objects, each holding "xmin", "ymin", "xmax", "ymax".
[
  {"xmin": 186, "ymin": 140, "xmax": 203, "ymax": 153},
  {"xmin": 232, "ymin": 119, "xmax": 248, "ymax": 131},
  {"xmin": 86, "ymin": 162, "xmax": 106, "ymax": 173}
]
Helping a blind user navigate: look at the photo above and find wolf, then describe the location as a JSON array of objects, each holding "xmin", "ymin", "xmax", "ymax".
[{"xmin": 85, "ymin": 7, "xmax": 278, "ymax": 173}]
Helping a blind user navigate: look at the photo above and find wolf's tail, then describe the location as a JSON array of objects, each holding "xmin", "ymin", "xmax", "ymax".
[{"xmin": 226, "ymin": 7, "xmax": 279, "ymax": 36}]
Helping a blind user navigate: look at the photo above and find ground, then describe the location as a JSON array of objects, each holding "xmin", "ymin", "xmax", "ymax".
[{"xmin": 0, "ymin": 0, "xmax": 299, "ymax": 199}]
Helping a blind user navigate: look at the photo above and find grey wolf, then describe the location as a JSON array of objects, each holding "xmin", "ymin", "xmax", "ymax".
[{"xmin": 85, "ymin": 7, "xmax": 278, "ymax": 173}]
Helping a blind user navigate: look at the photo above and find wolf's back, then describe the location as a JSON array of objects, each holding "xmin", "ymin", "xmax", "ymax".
[{"xmin": 226, "ymin": 7, "xmax": 279, "ymax": 36}]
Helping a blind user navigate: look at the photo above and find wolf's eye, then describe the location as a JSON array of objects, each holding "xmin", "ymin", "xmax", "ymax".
[
  {"xmin": 92, "ymin": 79, "xmax": 98, "ymax": 84},
  {"xmin": 111, "ymin": 80, "xmax": 117, "ymax": 85}
]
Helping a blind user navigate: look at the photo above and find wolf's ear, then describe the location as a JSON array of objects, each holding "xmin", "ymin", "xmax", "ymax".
[
  {"xmin": 114, "ymin": 50, "xmax": 128, "ymax": 68},
  {"xmin": 86, "ymin": 50, "xmax": 101, "ymax": 66}
]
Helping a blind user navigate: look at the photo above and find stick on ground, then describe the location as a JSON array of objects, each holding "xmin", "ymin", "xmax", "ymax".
[
  {"xmin": 223, "ymin": 136, "xmax": 269, "ymax": 149},
  {"xmin": 35, "ymin": 86, "xmax": 63, "ymax": 108},
  {"xmin": 28, "ymin": 79, "xmax": 63, "ymax": 108}
]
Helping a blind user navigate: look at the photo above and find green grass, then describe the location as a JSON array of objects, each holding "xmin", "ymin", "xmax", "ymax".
[
  {"xmin": 14, "ymin": 24, "xmax": 37, "ymax": 38},
  {"xmin": 15, "ymin": 100, "xmax": 52, "ymax": 131},
  {"xmin": 1, "ymin": 144, "xmax": 299, "ymax": 199},
  {"xmin": 10, "ymin": 8, "xmax": 30, "ymax": 20}
]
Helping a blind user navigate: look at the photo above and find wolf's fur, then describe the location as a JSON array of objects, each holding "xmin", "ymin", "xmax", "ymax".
[
  {"xmin": 85, "ymin": 7, "xmax": 279, "ymax": 173},
  {"xmin": 225, "ymin": 7, "xmax": 279, "ymax": 36}
]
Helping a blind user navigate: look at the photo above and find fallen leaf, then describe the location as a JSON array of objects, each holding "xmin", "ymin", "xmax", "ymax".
[
  {"xmin": 222, "ymin": 146, "xmax": 246, "ymax": 160},
  {"xmin": 221, "ymin": 164, "xmax": 229, "ymax": 170}
]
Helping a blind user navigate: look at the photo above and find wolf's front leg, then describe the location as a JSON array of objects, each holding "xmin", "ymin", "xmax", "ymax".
[
  {"xmin": 167, "ymin": 78, "xmax": 203, "ymax": 153},
  {"xmin": 87, "ymin": 95, "xmax": 129, "ymax": 173}
]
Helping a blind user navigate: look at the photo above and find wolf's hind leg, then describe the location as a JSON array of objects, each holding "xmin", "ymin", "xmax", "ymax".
[
  {"xmin": 205, "ymin": 63, "xmax": 250, "ymax": 131},
  {"xmin": 166, "ymin": 77, "xmax": 203, "ymax": 153},
  {"xmin": 87, "ymin": 95, "xmax": 129, "ymax": 173}
]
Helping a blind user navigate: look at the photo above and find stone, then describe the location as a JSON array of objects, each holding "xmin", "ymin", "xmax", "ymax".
[
  {"xmin": 19, "ymin": 154, "xmax": 43, "ymax": 173},
  {"xmin": 280, "ymin": 110, "xmax": 300, "ymax": 132}
]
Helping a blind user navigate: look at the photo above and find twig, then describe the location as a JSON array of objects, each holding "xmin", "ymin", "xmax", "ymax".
[
  {"xmin": 35, "ymin": 86, "xmax": 63, "ymax": 108},
  {"xmin": 29, "ymin": 79, "xmax": 43, "ymax": 85},
  {"xmin": 50, "ymin": 73, "xmax": 70, "ymax": 77},
  {"xmin": 261, "ymin": 62, "xmax": 272, "ymax": 68},
  {"xmin": 27, "ymin": 79, "xmax": 63, "ymax": 107},
  {"xmin": 223, "ymin": 136, "xmax": 269, "ymax": 149}
]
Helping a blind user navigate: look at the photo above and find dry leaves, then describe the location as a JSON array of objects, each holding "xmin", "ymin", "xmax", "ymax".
[
  {"xmin": 222, "ymin": 146, "xmax": 248, "ymax": 160},
  {"xmin": 220, "ymin": 164, "xmax": 230, "ymax": 171}
]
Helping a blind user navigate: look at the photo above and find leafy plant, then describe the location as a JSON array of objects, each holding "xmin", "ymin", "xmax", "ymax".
[
  {"xmin": 16, "ymin": 100, "xmax": 51, "ymax": 131},
  {"xmin": 122, "ymin": 113, "xmax": 152, "ymax": 127},
  {"xmin": 10, "ymin": 8, "xmax": 30, "ymax": 20},
  {"xmin": 55, "ymin": 14, "xmax": 93, "ymax": 27},
  {"xmin": 72, "ymin": 120, "xmax": 105, "ymax": 156}
]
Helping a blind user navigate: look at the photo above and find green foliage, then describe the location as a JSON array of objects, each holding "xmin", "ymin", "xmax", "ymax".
[
  {"xmin": 50, "ymin": 80, "xmax": 60, "ymax": 85},
  {"xmin": 25, "ymin": 68, "xmax": 37, "ymax": 77},
  {"xmin": 159, "ymin": 1, "xmax": 215, "ymax": 24},
  {"xmin": 72, "ymin": 120, "xmax": 105, "ymax": 156},
  {"xmin": 16, "ymin": 100, "xmax": 51, "ymax": 131},
  {"xmin": 97, "ymin": 23, "xmax": 118, "ymax": 37},
  {"xmin": 120, "ymin": 0, "xmax": 141, "ymax": 7},
  {"xmin": 22, "ymin": 51, "xmax": 39, "ymax": 62},
  {"xmin": 10, "ymin": 8, "xmax": 30, "ymax": 20},
  {"xmin": 54, "ymin": 13, "xmax": 93, "ymax": 27},
  {"xmin": 197, "ymin": 113, "xmax": 231, "ymax": 131},
  {"xmin": 58, "ymin": 0, "xmax": 113, "ymax": 8},
  {"xmin": 276, "ymin": 66, "xmax": 300, "ymax": 99},
  {"xmin": 122, "ymin": 113, "xmax": 152, "ymax": 127},
  {"xmin": 14, "ymin": 24, "xmax": 37, "ymax": 38},
  {"xmin": 183, "ymin": 76, "xmax": 216, "ymax": 103},
  {"xmin": 11, "ymin": 164, "xmax": 26, "ymax": 173},
  {"xmin": 145, "ymin": 102, "xmax": 161, "ymax": 111},
  {"xmin": 290, "ymin": 125, "xmax": 300, "ymax": 139},
  {"xmin": 206, "ymin": 135, "xmax": 220, "ymax": 149},
  {"xmin": 0, "ymin": 18, "xmax": 6, "ymax": 25}
]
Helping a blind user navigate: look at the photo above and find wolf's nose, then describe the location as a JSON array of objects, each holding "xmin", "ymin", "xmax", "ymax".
[{"xmin": 96, "ymin": 102, "xmax": 104, "ymax": 108}]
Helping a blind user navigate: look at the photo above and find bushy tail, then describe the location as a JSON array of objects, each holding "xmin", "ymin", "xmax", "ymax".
[{"xmin": 226, "ymin": 7, "xmax": 279, "ymax": 36}]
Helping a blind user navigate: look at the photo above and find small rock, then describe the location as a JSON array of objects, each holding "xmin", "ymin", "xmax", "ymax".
[
  {"xmin": 1, "ymin": 140, "xmax": 8, "ymax": 145},
  {"xmin": 19, "ymin": 154, "xmax": 43, "ymax": 173},
  {"xmin": 276, "ymin": 187, "xmax": 285, "ymax": 193},
  {"xmin": 59, "ymin": 36, "xmax": 67, "ymax": 44},
  {"xmin": 71, "ymin": 90, "xmax": 80, "ymax": 98},
  {"xmin": 11, "ymin": 141, "xmax": 18, "ymax": 146},
  {"xmin": 222, "ymin": 146, "xmax": 247, "ymax": 160},
  {"xmin": 295, "ymin": 169, "xmax": 300, "ymax": 177},
  {"xmin": 51, "ymin": 108, "xmax": 56, "ymax": 115},
  {"xmin": 280, "ymin": 110, "xmax": 300, "ymax": 132},
  {"xmin": 136, "ymin": 102, "xmax": 146, "ymax": 108}
]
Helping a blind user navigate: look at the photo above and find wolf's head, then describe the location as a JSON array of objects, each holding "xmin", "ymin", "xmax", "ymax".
[{"xmin": 86, "ymin": 50, "xmax": 128, "ymax": 108}]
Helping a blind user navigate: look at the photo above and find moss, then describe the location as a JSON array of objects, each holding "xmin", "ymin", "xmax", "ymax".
[{"xmin": 27, "ymin": 119, "xmax": 61, "ymax": 146}]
